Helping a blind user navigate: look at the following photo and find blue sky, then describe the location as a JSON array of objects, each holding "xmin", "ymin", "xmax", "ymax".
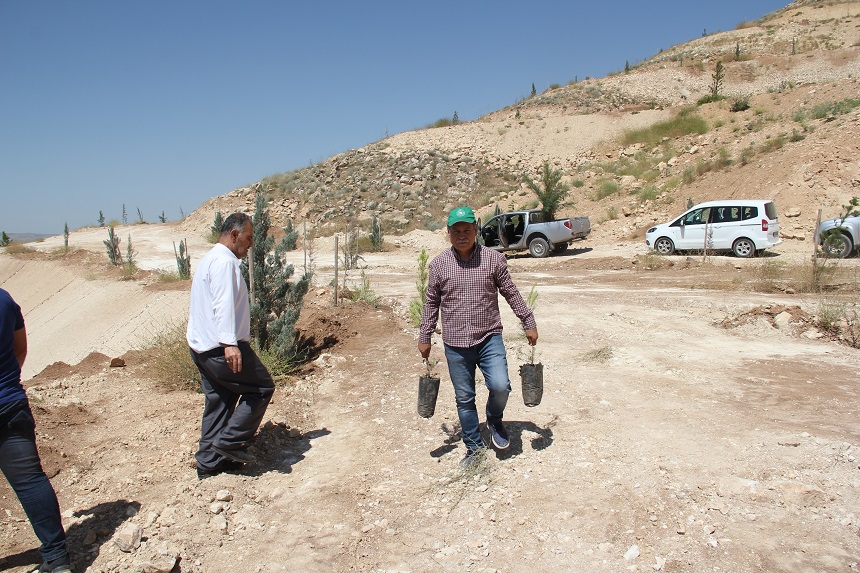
[{"xmin": 1, "ymin": 1, "xmax": 789, "ymax": 235}]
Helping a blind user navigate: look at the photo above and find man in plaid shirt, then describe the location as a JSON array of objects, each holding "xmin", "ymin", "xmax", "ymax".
[{"xmin": 418, "ymin": 206, "xmax": 538, "ymax": 467}]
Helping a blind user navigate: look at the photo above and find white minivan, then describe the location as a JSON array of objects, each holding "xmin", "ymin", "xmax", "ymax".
[{"xmin": 645, "ymin": 200, "xmax": 781, "ymax": 257}]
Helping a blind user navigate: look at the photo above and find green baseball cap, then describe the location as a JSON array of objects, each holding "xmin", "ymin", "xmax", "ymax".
[{"xmin": 447, "ymin": 206, "xmax": 476, "ymax": 226}]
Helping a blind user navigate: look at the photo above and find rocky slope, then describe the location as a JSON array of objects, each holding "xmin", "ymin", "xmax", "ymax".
[{"xmin": 180, "ymin": 0, "xmax": 859, "ymax": 248}]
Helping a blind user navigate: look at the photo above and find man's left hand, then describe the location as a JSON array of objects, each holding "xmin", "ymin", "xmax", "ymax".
[
  {"xmin": 525, "ymin": 328, "xmax": 538, "ymax": 346},
  {"xmin": 224, "ymin": 345, "xmax": 242, "ymax": 373}
]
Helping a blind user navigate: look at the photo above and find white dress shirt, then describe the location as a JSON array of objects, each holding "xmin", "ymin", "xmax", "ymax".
[{"xmin": 187, "ymin": 243, "xmax": 251, "ymax": 353}]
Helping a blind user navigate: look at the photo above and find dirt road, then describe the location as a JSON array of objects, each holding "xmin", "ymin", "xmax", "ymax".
[{"xmin": 1, "ymin": 226, "xmax": 859, "ymax": 572}]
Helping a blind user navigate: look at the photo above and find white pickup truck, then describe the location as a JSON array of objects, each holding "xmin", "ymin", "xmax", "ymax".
[
  {"xmin": 480, "ymin": 209, "xmax": 591, "ymax": 258},
  {"xmin": 818, "ymin": 212, "xmax": 860, "ymax": 258}
]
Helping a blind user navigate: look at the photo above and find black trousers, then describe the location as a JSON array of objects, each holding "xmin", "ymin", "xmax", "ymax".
[{"xmin": 190, "ymin": 342, "xmax": 275, "ymax": 470}]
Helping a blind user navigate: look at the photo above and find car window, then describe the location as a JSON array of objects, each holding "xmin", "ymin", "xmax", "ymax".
[
  {"xmin": 714, "ymin": 207, "xmax": 742, "ymax": 222},
  {"xmin": 764, "ymin": 202, "xmax": 777, "ymax": 220},
  {"xmin": 741, "ymin": 206, "xmax": 759, "ymax": 221},
  {"xmin": 682, "ymin": 207, "xmax": 711, "ymax": 226}
]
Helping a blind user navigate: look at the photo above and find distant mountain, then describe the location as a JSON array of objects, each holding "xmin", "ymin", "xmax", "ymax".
[{"xmin": 8, "ymin": 232, "xmax": 54, "ymax": 243}]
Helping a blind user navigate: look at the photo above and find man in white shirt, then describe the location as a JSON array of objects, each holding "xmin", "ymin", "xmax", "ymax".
[{"xmin": 187, "ymin": 212, "xmax": 275, "ymax": 479}]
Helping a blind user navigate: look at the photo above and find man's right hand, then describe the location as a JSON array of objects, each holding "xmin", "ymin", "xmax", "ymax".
[{"xmin": 418, "ymin": 342, "xmax": 431, "ymax": 359}]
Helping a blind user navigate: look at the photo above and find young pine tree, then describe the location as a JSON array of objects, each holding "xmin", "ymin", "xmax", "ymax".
[
  {"xmin": 242, "ymin": 190, "xmax": 312, "ymax": 369},
  {"xmin": 104, "ymin": 226, "xmax": 122, "ymax": 266},
  {"xmin": 174, "ymin": 239, "xmax": 191, "ymax": 279},
  {"xmin": 369, "ymin": 214, "xmax": 384, "ymax": 252}
]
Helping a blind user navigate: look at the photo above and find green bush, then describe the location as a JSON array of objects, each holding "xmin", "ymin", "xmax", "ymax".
[
  {"xmin": 593, "ymin": 180, "xmax": 620, "ymax": 200},
  {"xmin": 730, "ymin": 98, "xmax": 750, "ymax": 112}
]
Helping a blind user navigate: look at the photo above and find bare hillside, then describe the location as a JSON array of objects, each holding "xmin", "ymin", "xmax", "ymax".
[{"xmin": 176, "ymin": 0, "xmax": 859, "ymax": 247}]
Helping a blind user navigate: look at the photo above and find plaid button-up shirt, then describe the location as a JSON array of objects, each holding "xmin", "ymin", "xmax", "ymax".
[{"xmin": 419, "ymin": 244, "xmax": 537, "ymax": 348}]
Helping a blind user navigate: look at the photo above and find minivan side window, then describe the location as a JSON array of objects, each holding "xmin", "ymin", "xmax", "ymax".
[
  {"xmin": 677, "ymin": 207, "xmax": 711, "ymax": 226},
  {"xmin": 741, "ymin": 206, "xmax": 759, "ymax": 221},
  {"xmin": 714, "ymin": 207, "xmax": 742, "ymax": 222}
]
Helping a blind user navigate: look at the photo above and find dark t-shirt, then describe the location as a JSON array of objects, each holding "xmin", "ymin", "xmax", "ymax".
[{"xmin": 0, "ymin": 288, "xmax": 26, "ymax": 405}]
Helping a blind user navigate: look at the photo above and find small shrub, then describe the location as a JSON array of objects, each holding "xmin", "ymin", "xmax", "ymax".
[
  {"xmin": 697, "ymin": 94, "xmax": 725, "ymax": 106},
  {"xmin": 593, "ymin": 180, "xmax": 620, "ymax": 200},
  {"xmin": 759, "ymin": 135, "xmax": 787, "ymax": 153},
  {"xmin": 605, "ymin": 206, "xmax": 618, "ymax": 220},
  {"xmin": 637, "ymin": 185, "xmax": 659, "ymax": 202},
  {"xmin": 156, "ymin": 270, "xmax": 183, "ymax": 283},
  {"xmin": 142, "ymin": 320, "xmax": 200, "ymax": 392},
  {"xmin": 817, "ymin": 300, "xmax": 844, "ymax": 334},
  {"xmin": 349, "ymin": 269, "xmax": 380, "ymax": 307},
  {"xmin": 5, "ymin": 243, "xmax": 33, "ymax": 254},
  {"xmin": 682, "ymin": 166, "xmax": 697, "ymax": 184},
  {"xmin": 730, "ymin": 98, "xmax": 750, "ymax": 112}
]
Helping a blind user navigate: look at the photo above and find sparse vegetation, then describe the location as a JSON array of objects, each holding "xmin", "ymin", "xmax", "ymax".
[
  {"xmin": 409, "ymin": 249, "xmax": 429, "ymax": 327},
  {"xmin": 143, "ymin": 319, "xmax": 200, "ymax": 392},
  {"xmin": 349, "ymin": 268, "xmax": 380, "ymax": 306},
  {"xmin": 523, "ymin": 162, "xmax": 570, "ymax": 220},
  {"xmin": 621, "ymin": 110, "xmax": 708, "ymax": 146},
  {"xmin": 730, "ymin": 98, "xmax": 750, "ymax": 112},
  {"xmin": 0, "ymin": 232, "xmax": 10, "ymax": 247},
  {"xmin": 593, "ymin": 180, "xmax": 620, "ymax": 200}
]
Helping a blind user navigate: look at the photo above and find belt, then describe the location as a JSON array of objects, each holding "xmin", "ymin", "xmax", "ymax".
[{"xmin": 194, "ymin": 341, "xmax": 250, "ymax": 358}]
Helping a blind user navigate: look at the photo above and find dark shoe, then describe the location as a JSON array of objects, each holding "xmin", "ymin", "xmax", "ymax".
[
  {"xmin": 197, "ymin": 460, "xmax": 243, "ymax": 479},
  {"xmin": 488, "ymin": 419, "xmax": 510, "ymax": 450},
  {"xmin": 459, "ymin": 448, "xmax": 486, "ymax": 468},
  {"xmin": 39, "ymin": 557, "xmax": 72, "ymax": 572},
  {"xmin": 212, "ymin": 445, "xmax": 256, "ymax": 464}
]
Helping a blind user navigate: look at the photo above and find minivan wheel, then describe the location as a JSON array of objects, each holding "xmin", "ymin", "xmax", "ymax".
[
  {"xmin": 822, "ymin": 233, "xmax": 854, "ymax": 258},
  {"xmin": 654, "ymin": 237, "xmax": 675, "ymax": 255},
  {"xmin": 528, "ymin": 238, "xmax": 550, "ymax": 258},
  {"xmin": 732, "ymin": 238, "xmax": 756, "ymax": 258}
]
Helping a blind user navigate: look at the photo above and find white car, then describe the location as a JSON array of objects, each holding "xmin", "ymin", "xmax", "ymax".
[{"xmin": 645, "ymin": 200, "xmax": 781, "ymax": 258}]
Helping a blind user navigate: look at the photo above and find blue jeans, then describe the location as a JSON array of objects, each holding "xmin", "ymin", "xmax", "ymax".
[
  {"xmin": 0, "ymin": 400, "xmax": 68, "ymax": 564},
  {"xmin": 444, "ymin": 334, "xmax": 511, "ymax": 451}
]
